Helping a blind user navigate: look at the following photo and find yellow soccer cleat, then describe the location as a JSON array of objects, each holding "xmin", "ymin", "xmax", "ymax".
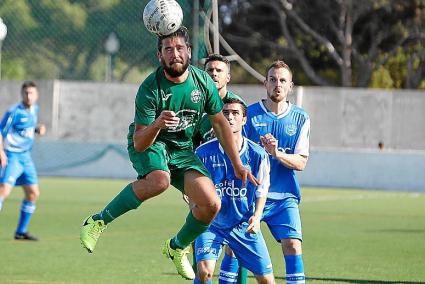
[
  {"xmin": 162, "ymin": 239, "xmax": 195, "ymax": 280},
  {"xmin": 80, "ymin": 215, "xmax": 107, "ymax": 253}
]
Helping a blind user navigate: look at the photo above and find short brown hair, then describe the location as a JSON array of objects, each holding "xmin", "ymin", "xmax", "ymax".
[
  {"xmin": 21, "ymin": 81, "xmax": 37, "ymax": 91},
  {"xmin": 157, "ymin": 26, "xmax": 190, "ymax": 51},
  {"xmin": 204, "ymin": 54, "xmax": 231, "ymax": 72},
  {"xmin": 222, "ymin": 97, "xmax": 247, "ymax": 117},
  {"xmin": 265, "ymin": 60, "xmax": 292, "ymax": 79}
]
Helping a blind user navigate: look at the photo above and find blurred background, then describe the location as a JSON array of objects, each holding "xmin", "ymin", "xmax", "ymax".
[
  {"xmin": 0, "ymin": 0, "xmax": 424, "ymax": 189},
  {"xmin": 0, "ymin": 0, "xmax": 423, "ymax": 87}
]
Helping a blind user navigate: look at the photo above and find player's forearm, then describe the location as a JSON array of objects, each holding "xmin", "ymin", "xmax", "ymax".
[
  {"xmin": 214, "ymin": 123, "xmax": 241, "ymax": 166},
  {"xmin": 133, "ymin": 123, "xmax": 161, "ymax": 152},
  {"xmin": 0, "ymin": 135, "xmax": 4, "ymax": 152},
  {"xmin": 0, "ymin": 136, "xmax": 6, "ymax": 167},
  {"xmin": 274, "ymin": 151, "xmax": 308, "ymax": 171},
  {"xmin": 212, "ymin": 118, "xmax": 242, "ymax": 168},
  {"xmin": 253, "ymin": 196, "xmax": 267, "ymax": 219}
]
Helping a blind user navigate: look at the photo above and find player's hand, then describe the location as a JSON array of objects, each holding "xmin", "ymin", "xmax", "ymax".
[
  {"xmin": 35, "ymin": 124, "xmax": 46, "ymax": 136},
  {"xmin": 0, "ymin": 150, "xmax": 7, "ymax": 168},
  {"xmin": 234, "ymin": 164, "xmax": 259, "ymax": 187},
  {"xmin": 154, "ymin": 111, "xmax": 180, "ymax": 129},
  {"xmin": 260, "ymin": 134, "xmax": 278, "ymax": 157},
  {"xmin": 246, "ymin": 215, "xmax": 261, "ymax": 234}
]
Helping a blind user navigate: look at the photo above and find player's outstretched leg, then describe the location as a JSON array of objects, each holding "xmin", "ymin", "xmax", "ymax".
[
  {"xmin": 162, "ymin": 238, "xmax": 195, "ymax": 280},
  {"xmin": 79, "ymin": 183, "xmax": 142, "ymax": 253},
  {"xmin": 80, "ymin": 215, "xmax": 107, "ymax": 253}
]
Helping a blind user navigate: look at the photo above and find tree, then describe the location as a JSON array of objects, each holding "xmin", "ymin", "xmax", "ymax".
[
  {"xmin": 0, "ymin": 0, "xmax": 195, "ymax": 82},
  {"xmin": 218, "ymin": 0, "xmax": 424, "ymax": 88}
]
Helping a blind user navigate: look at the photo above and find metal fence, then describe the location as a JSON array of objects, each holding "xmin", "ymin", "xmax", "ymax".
[{"xmin": 0, "ymin": 0, "xmax": 212, "ymax": 83}]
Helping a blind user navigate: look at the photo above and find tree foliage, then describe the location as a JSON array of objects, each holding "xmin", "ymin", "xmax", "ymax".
[
  {"xmin": 0, "ymin": 0, "xmax": 423, "ymax": 88},
  {"xmin": 217, "ymin": 0, "xmax": 424, "ymax": 88},
  {"xmin": 0, "ymin": 0, "xmax": 193, "ymax": 82}
]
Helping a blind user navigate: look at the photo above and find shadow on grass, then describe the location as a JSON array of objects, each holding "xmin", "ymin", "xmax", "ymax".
[
  {"xmin": 276, "ymin": 276, "xmax": 425, "ymax": 284},
  {"xmin": 164, "ymin": 273, "xmax": 425, "ymax": 284}
]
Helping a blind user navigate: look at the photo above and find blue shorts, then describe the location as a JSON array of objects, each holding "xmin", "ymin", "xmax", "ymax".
[
  {"xmin": 0, "ymin": 151, "xmax": 38, "ymax": 186},
  {"xmin": 262, "ymin": 197, "xmax": 303, "ymax": 241},
  {"xmin": 195, "ymin": 222, "xmax": 273, "ymax": 276}
]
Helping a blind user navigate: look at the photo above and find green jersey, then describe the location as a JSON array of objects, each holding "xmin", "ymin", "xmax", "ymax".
[
  {"xmin": 128, "ymin": 65, "xmax": 223, "ymax": 150},
  {"xmin": 193, "ymin": 90, "xmax": 246, "ymax": 147}
]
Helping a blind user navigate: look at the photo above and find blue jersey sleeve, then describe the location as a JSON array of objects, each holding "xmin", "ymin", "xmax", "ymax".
[{"xmin": 0, "ymin": 110, "xmax": 15, "ymax": 138}]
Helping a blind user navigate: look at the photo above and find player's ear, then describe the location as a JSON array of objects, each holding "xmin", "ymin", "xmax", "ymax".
[
  {"xmin": 226, "ymin": 72, "xmax": 231, "ymax": 83},
  {"xmin": 157, "ymin": 51, "xmax": 162, "ymax": 62},
  {"xmin": 242, "ymin": 116, "xmax": 247, "ymax": 126},
  {"xmin": 188, "ymin": 46, "xmax": 192, "ymax": 60}
]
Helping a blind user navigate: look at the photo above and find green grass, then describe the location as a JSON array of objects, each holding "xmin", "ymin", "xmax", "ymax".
[{"xmin": 0, "ymin": 177, "xmax": 424, "ymax": 284}]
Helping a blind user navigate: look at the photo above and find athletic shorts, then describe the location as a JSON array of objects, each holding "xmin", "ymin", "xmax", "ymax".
[
  {"xmin": 262, "ymin": 197, "xmax": 303, "ymax": 241},
  {"xmin": 128, "ymin": 141, "xmax": 211, "ymax": 192},
  {"xmin": 0, "ymin": 151, "xmax": 38, "ymax": 186},
  {"xmin": 194, "ymin": 222, "xmax": 273, "ymax": 276}
]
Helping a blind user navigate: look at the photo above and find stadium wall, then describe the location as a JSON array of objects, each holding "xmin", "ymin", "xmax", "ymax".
[
  {"xmin": 1, "ymin": 80, "xmax": 424, "ymax": 191},
  {"xmin": 1, "ymin": 80, "xmax": 424, "ymax": 150},
  {"xmin": 32, "ymin": 141, "xmax": 425, "ymax": 192}
]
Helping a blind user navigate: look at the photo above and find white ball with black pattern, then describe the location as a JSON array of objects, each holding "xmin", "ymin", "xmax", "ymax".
[{"xmin": 143, "ymin": 0, "xmax": 183, "ymax": 36}]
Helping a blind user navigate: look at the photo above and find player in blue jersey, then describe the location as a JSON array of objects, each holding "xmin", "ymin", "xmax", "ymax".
[
  {"xmin": 0, "ymin": 81, "xmax": 46, "ymax": 241},
  {"xmin": 219, "ymin": 61, "xmax": 310, "ymax": 284},
  {"xmin": 194, "ymin": 97, "xmax": 276, "ymax": 284}
]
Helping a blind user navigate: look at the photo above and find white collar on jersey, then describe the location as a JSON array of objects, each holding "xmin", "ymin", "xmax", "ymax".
[
  {"xmin": 259, "ymin": 100, "xmax": 292, "ymax": 119},
  {"xmin": 218, "ymin": 136, "xmax": 247, "ymax": 157}
]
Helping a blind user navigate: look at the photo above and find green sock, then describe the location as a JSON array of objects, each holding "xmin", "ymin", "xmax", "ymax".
[
  {"xmin": 93, "ymin": 183, "xmax": 142, "ymax": 224},
  {"xmin": 171, "ymin": 211, "xmax": 209, "ymax": 249}
]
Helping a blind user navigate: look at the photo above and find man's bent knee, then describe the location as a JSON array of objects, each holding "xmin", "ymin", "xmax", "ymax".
[
  {"xmin": 133, "ymin": 170, "xmax": 170, "ymax": 201},
  {"xmin": 202, "ymin": 197, "xmax": 221, "ymax": 223},
  {"xmin": 23, "ymin": 186, "xmax": 40, "ymax": 201},
  {"xmin": 197, "ymin": 269, "xmax": 213, "ymax": 283},
  {"xmin": 255, "ymin": 274, "xmax": 276, "ymax": 284},
  {"xmin": 282, "ymin": 238, "xmax": 302, "ymax": 255}
]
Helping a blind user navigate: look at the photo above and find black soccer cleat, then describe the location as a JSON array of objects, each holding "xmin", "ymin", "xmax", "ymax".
[{"xmin": 14, "ymin": 232, "xmax": 39, "ymax": 241}]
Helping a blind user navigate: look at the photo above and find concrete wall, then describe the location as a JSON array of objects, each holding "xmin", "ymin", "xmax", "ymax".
[
  {"xmin": 2, "ymin": 80, "xmax": 425, "ymax": 191},
  {"xmin": 301, "ymin": 87, "xmax": 425, "ymax": 150},
  {"xmin": 1, "ymin": 80, "xmax": 424, "ymax": 149},
  {"xmin": 31, "ymin": 141, "xmax": 425, "ymax": 192},
  {"xmin": 52, "ymin": 80, "xmax": 137, "ymax": 143}
]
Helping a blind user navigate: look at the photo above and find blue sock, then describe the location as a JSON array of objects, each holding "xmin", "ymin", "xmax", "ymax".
[
  {"xmin": 16, "ymin": 200, "xmax": 36, "ymax": 234},
  {"xmin": 219, "ymin": 253, "xmax": 239, "ymax": 284},
  {"xmin": 285, "ymin": 254, "xmax": 305, "ymax": 283},
  {"xmin": 194, "ymin": 278, "xmax": 212, "ymax": 284},
  {"xmin": 0, "ymin": 197, "xmax": 4, "ymax": 211}
]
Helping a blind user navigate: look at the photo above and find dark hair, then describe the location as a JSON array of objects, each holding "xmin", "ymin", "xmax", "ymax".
[
  {"xmin": 265, "ymin": 60, "xmax": 292, "ymax": 79},
  {"xmin": 157, "ymin": 26, "xmax": 190, "ymax": 51},
  {"xmin": 204, "ymin": 54, "xmax": 230, "ymax": 71},
  {"xmin": 222, "ymin": 97, "xmax": 247, "ymax": 117},
  {"xmin": 21, "ymin": 81, "xmax": 37, "ymax": 91}
]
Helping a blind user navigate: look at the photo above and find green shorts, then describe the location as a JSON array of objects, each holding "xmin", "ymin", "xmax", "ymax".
[{"xmin": 128, "ymin": 141, "xmax": 211, "ymax": 193}]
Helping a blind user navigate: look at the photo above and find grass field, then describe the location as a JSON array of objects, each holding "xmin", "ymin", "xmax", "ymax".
[{"xmin": 0, "ymin": 177, "xmax": 424, "ymax": 284}]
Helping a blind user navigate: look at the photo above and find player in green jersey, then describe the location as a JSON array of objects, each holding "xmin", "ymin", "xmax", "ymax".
[
  {"xmin": 193, "ymin": 54, "xmax": 246, "ymax": 147},
  {"xmin": 79, "ymin": 27, "xmax": 258, "ymax": 280}
]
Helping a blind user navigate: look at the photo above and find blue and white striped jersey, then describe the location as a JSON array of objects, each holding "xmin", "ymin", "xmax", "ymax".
[
  {"xmin": 0, "ymin": 103, "xmax": 39, "ymax": 153},
  {"xmin": 196, "ymin": 137, "xmax": 270, "ymax": 229},
  {"xmin": 244, "ymin": 101, "xmax": 310, "ymax": 201}
]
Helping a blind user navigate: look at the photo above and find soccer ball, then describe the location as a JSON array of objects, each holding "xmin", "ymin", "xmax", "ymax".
[{"xmin": 143, "ymin": 0, "xmax": 183, "ymax": 36}]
